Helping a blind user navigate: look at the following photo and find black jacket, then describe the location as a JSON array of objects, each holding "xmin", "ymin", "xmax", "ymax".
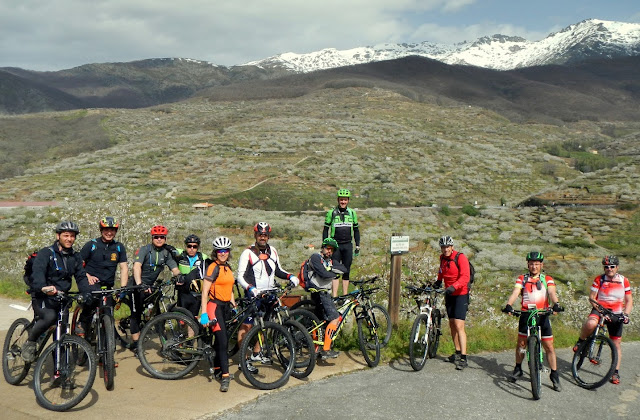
[{"xmin": 31, "ymin": 241, "xmax": 88, "ymax": 296}]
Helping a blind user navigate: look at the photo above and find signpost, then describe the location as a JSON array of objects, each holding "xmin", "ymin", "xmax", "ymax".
[{"xmin": 388, "ymin": 235, "xmax": 409, "ymax": 325}]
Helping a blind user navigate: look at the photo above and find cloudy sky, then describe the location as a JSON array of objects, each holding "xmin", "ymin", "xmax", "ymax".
[{"xmin": 1, "ymin": 0, "xmax": 638, "ymax": 71}]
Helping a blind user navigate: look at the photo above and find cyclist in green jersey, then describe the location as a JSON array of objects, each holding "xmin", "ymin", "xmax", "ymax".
[
  {"xmin": 173, "ymin": 234, "xmax": 209, "ymax": 318},
  {"xmin": 323, "ymin": 188, "xmax": 360, "ymax": 297}
]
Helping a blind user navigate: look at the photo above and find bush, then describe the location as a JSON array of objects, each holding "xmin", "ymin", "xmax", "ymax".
[{"xmin": 461, "ymin": 204, "xmax": 479, "ymax": 217}]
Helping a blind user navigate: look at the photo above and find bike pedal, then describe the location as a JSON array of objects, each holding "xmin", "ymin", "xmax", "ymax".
[{"xmin": 590, "ymin": 359, "xmax": 600, "ymax": 365}]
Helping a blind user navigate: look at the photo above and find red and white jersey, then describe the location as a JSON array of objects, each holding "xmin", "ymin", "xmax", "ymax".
[
  {"xmin": 592, "ymin": 273, "xmax": 631, "ymax": 314},
  {"xmin": 515, "ymin": 274, "xmax": 555, "ymax": 311}
]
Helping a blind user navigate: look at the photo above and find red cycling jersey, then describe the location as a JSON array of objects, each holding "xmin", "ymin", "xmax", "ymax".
[
  {"xmin": 591, "ymin": 273, "xmax": 631, "ymax": 314},
  {"xmin": 437, "ymin": 250, "xmax": 470, "ymax": 296}
]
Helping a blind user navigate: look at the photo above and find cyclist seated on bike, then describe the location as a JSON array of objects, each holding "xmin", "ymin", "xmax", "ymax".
[
  {"xmin": 573, "ymin": 255, "xmax": 633, "ymax": 385},
  {"xmin": 200, "ymin": 236, "xmax": 236, "ymax": 392},
  {"xmin": 129, "ymin": 225, "xmax": 182, "ymax": 350},
  {"xmin": 236, "ymin": 222, "xmax": 300, "ymax": 371},
  {"xmin": 174, "ymin": 234, "xmax": 209, "ymax": 319},
  {"xmin": 503, "ymin": 251, "xmax": 563, "ymax": 391},
  {"xmin": 77, "ymin": 216, "xmax": 129, "ymax": 336},
  {"xmin": 305, "ymin": 237, "xmax": 348, "ymax": 359},
  {"xmin": 22, "ymin": 221, "xmax": 89, "ymax": 363}
]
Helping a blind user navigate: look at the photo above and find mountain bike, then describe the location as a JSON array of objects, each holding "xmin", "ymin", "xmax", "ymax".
[
  {"xmin": 571, "ymin": 298, "xmax": 619, "ymax": 390},
  {"xmin": 4, "ymin": 291, "xmax": 97, "ymax": 411},
  {"xmin": 290, "ymin": 277, "xmax": 392, "ymax": 348},
  {"xmin": 70, "ymin": 285, "xmax": 126, "ymax": 391},
  {"xmin": 506, "ymin": 305, "xmax": 561, "ymax": 400},
  {"xmin": 137, "ymin": 288, "xmax": 297, "ymax": 390},
  {"xmin": 293, "ymin": 282, "xmax": 381, "ymax": 368},
  {"xmin": 406, "ymin": 283, "xmax": 443, "ymax": 371},
  {"xmin": 113, "ymin": 277, "xmax": 189, "ymax": 350}
]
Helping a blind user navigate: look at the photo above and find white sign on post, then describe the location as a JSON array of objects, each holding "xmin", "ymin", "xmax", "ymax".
[{"xmin": 390, "ymin": 235, "xmax": 410, "ymax": 254}]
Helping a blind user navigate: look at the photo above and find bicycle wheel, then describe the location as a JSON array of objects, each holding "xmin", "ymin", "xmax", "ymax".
[
  {"xmin": 282, "ymin": 319, "xmax": 315, "ymax": 379},
  {"xmin": 114, "ymin": 297, "xmax": 133, "ymax": 349},
  {"xmin": 527, "ymin": 336, "xmax": 542, "ymax": 400},
  {"xmin": 33, "ymin": 335, "xmax": 97, "ymax": 412},
  {"xmin": 239, "ymin": 321, "xmax": 295, "ymax": 390},
  {"xmin": 408, "ymin": 314, "xmax": 429, "ymax": 371},
  {"xmin": 427, "ymin": 309, "xmax": 442, "ymax": 359},
  {"xmin": 3, "ymin": 318, "xmax": 32, "ymax": 385},
  {"xmin": 357, "ymin": 313, "xmax": 380, "ymax": 368},
  {"xmin": 571, "ymin": 334, "xmax": 617, "ymax": 390},
  {"xmin": 289, "ymin": 309, "xmax": 323, "ymax": 354},
  {"xmin": 370, "ymin": 304, "xmax": 392, "ymax": 348},
  {"xmin": 289, "ymin": 300, "xmax": 316, "ymax": 312},
  {"xmin": 100, "ymin": 314, "xmax": 116, "ymax": 390},
  {"xmin": 138, "ymin": 311, "xmax": 201, "ymax": 380}
]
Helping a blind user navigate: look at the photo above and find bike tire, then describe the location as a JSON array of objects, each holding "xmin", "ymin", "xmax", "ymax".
[
  {"xmin": 427, "ymin": 309, "xmax": 442, "ymax": 359},
  {"xmin": 33, "ymin": 335, "xmax": 97, "ymax": 412},
  {"xmin": 2, "ymin": 318, "xmax": 32, "ymax": 385},
  {"xmin": 239, "ymin": 321, "xmax": 295, "ymax": 390},
  {"xmin": 138, "ymin": 311, "xmax": 201, "ymax": 380},
  {"xmin": 288, "ymin": 309, "xmax": 323, "ymax": 354},
  {"xmin": 100, "ymin": 314, "xmax": 116, "ymax": 391},
  {"xmin": 571, "ymin": 334, "xmax": 618, "ymax": 390},
  {"xmin": 282, "ymin": 319, "xmax": 316, "ymax": 379},
  {"xmin": 370, "ymin": 303, "xmax": 392, "ymax": 348},
  {"xmin": 408, "ymin": 313, "xmax": 429, "ymax": 371},
  {"xmin": 357, "ymin": 314, "xmax": 380, "ymax": 368},
  {"xmin": 527, "ymin": 336, "xmax": 542, "ymax": 400},
  {"xmin": 289, "ymin": 300, "xmax": 315, "ymax": 312}
]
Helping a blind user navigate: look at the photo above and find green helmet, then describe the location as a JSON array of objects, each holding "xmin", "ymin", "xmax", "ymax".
[
  {"xmin": 526, "ymin": 251, "xmax": 544, "ymax": 262},
  {"xmin": 337, "ymin": 188, "xmax": 351, "ymax": 198},
  {"xmin": 322, "ymin": 238, "xmax": 339, "ymax": 250}
]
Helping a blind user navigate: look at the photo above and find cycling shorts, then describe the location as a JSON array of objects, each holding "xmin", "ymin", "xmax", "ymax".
[
  {"xmin": 518, "ymin": 312, "xmax": 553, "ymax": 341},
  {"xmin": 445, "ymin": 294, "xmax": 469, "ymax": 321},
  {"xmin": 588, "ymin": 308, "xmax": 624, "ymax": 339}
]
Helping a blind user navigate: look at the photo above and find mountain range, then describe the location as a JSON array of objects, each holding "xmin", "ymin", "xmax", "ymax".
[
  {"xmin": 247, "ymin": 19, "xmax": 640, "ymax": 72},
  {"xmin": 0, "ymin": 19, "xmax": 638, "ymax": 117}
]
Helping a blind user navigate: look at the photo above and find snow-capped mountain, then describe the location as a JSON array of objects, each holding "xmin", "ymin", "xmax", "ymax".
[{"xmin": 245, "ymin": 19, "xmax": 640, "ymax": 72}]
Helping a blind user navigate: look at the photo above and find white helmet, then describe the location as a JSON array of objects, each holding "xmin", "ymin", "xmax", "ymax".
[
  {"xmin": 212, "ymin": 236, "xmax": 232, "ymax": 250},
  {"xmin": 438, "ymin": 235, "xmax": 454, "ymax": 247}
]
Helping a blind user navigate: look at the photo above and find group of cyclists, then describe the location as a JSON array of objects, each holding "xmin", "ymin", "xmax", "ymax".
[{"xmin": 14, "ymin": 186, "xmax": 634, "ymax": 400}]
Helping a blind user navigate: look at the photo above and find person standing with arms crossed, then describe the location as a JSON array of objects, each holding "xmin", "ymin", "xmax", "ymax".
[
  {"xmin": 435, "ymin": 235, "xmax": 470, "ymax": 370},
  {"xmin": 323, "ymin": 188, "xmax": 360, "ymax": 297}
]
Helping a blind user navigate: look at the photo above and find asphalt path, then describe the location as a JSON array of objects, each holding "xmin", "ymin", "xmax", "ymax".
[{"xmin": 211, "ymin": 344, "xmax": 640, "ymax": 420}]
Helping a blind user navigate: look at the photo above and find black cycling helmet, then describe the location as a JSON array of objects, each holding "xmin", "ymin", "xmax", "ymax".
[
  {"xmin": 184, "ymin": 234, "xmax": 201, "ymax": 246},
  {"xmin": 602, "ymin": 255, "xmax": 619, "ymax": 266},
  {"xmin": 526, "ymin": 251, "xmax": 544, "ymax": 262},
  {"xmin": 55, "ymin": 221, "xmax": 80, "ymax": 234},
  {"xmin": 254, "ymin": 222, "xmax": 271, "ymax": 236},
  {"xmin": 438, "ymin": 235, "xmax": 454, "ymax": 247},
  {"xmin": 99, "ymin": 216, "xmax": 119, "ymax": 230}
]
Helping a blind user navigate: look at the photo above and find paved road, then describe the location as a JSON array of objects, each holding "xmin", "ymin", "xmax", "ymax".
[{"xmin": 212, "ymin": 343, "xmax": 640, "ymax": 420}]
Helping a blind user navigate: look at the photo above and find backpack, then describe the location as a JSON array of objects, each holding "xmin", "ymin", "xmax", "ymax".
[
  {"xmin": 297, "ymin": 259, "xmax": 310, "ymax": 290},
  {"xmin": 23, "ymin": 246, "xmax": 57, "ymax": 287},
  {"xmin": 453, "ymin": 252, "xmax": 475, "ymax": 288},
  {"xmin": 23, "ymin": 250, "xmax": 39, "ymax": 287}
]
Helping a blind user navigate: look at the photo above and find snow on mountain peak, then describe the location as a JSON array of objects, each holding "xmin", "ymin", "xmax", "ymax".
[{"xmin": 244, "ymin": 19, "xmax": 640, "ymax": 72}]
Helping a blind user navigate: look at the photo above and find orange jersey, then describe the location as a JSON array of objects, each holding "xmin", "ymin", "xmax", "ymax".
[
  {"xmin": 591, "ymin": 273, "xmax": 631, "ymax": 314},
  {"xmin": 205, "ymin": 261, "xmax": 235, "ymax": 302},
  {"xmin": 515, "ymin": 274, "xmax": 555, "ymax": 310}
]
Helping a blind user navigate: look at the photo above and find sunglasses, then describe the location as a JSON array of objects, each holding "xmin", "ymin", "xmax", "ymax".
[
  {"xmin": 217, "ymin": 249, "xmax": 230, "ymax": 254},
  {"xmin": 152, "ymin": 235, "xmax": 166, "ymax": 240},
  {"xmin": 604, "ymin": 265, "xmax": 617, "ymax": 269},
  {"xmin": 186, "ymin": 244, "xmax": 199, "ymax": 249}
]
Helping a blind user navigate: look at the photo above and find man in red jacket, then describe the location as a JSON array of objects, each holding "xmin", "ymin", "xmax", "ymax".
[{"xmin": 435, "ymin": 235, "xmax": 470, "ymax": 370}]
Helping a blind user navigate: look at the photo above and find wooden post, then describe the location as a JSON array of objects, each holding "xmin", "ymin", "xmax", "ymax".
[{"xmin": 388, "ymin": 238, "xmax": 403, "ymax": 326}]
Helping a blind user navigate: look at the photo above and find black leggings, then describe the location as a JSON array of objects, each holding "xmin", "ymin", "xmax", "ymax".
[
  {"xmin": 29, "ymin": 297, "xmax": 61, "ymax": 342},
  {"xmin": 333, "ymin": 242, "xmax": 354, "ymax": 280},
  {"xmin": 178, "ymin": 291, "xmax": 200, "ymax": 319},
  {"xmin": 207, "ymin": 299, "xmax": 231, "ymax": 375}
]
